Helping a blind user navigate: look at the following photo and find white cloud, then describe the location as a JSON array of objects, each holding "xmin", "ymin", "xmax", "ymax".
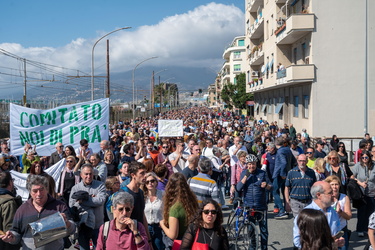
[{"xmin": 0, "ymin": 3, "xmax": 244, "ymax": 74}]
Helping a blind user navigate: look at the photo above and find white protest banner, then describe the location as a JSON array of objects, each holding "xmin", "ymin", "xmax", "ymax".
[
  {"xmin": 158, "ymin": 120, "xmax": 183, "ymax": 137},
  {"xmin": 10, "ymin": 98, "xmax": 109, "ymax": 156},
  {"xmin": 11, "ymin": 159, "xmax": 66, "ymax": 201}
]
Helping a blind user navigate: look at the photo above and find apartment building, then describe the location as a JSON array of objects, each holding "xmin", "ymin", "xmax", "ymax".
[
  {"xmin": 245, "ymin": 0, "xmax": 374, "ymax": 137},
  {"xmin": 217, "ymin": 36, "xmax": 247, "ymax": 108}
]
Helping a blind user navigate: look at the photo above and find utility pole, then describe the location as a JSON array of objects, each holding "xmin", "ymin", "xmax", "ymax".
[
  {"xmin": 159, "ymin": 76, "xmax": 162, "ymax": 113},
  {"xmin": 23, "ymin": 58, "xmax": 27, "ymax": 106},
  {"xmin": 106, "ymin": 39, "xmax": 110, "ymax": 99},
  {"xmin": 151, "ymin": 71, "xmax": 155, "ymax": 116}
]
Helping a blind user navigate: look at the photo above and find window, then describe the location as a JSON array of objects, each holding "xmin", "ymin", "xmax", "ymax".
[
  {"xmin": 294, "ymin": 96, "xmax": 299, "ymax": 117},
  {"xmin": 234, "ymin": 64, "xmax": 241, "ymax": 72},
  {"xmin": 271, "ymin": 15, "xmax": 274, "ymax": 35},
  {"xmin": 234, "ymin": 77, "xmax": 237, "ymax": 84},
  {"xmin": 293, "ymin": 47, "xmax": 297, "ymax": 64},
  {"xmin": 302, "ymin": 43, "xmax": 306, "ymax": 64},
  {"xmin": 268, "ymin": 98, "xmax": 273, "ymax": 114},
  {"xmin": 238, "ymin": 39, "xmax": 245, "ymax": 46},
  {"xmin": 266, "ymin": 20, "xmax": 269, "ymax": 40},
  {"xmin": 303, "ymin": 95, "xmax": 309, "ymax": 118},
  {"xmin": 233, "ymin": 51, "xmax": 241, "ymax": 59}
]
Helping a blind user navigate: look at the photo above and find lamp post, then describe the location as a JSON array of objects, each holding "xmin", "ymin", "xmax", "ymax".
[
  {"xmin": 91, "ymin": 27, "xmax": 131, "ymax": 100},
  {"xmin": 132, "ymin": 56, "xmax": 158, "ymax": 120}
]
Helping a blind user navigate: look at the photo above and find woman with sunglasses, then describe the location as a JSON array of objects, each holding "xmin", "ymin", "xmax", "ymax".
[
  {"xmin": 160, "ymin": 173, "xmax": 198, "ymax": 249},
  {"xmin": 143, "ymin": 172, "xmax": 165, "ymax": 250},
  {"xmin": 181, "ymin": 199, "xmax": 229, "ymax": 250},
  {"xmin": 57, "ymin": 155, "xmax": 80, "ymax": 205},
  {"xmin": 351, "ymin": 150, "xmax": 375, "ymax": 237},
  {"xmin": 325, "ymin": 150, "xmax": 353, "ymax": 194},
  {"xmin": 336, "ymin": 142, "xmax": 349, "ymax": 168}
]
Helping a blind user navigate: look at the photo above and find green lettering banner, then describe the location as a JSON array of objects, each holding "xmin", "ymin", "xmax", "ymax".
[{"xmin": 10, "ymin": 98, "xmax": 109, "ymax": 156}]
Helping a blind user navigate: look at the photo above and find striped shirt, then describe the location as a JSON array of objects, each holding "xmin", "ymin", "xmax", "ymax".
[{"xmin": 188, "ymin": 173, "xmax": 220, "ymax": 205}]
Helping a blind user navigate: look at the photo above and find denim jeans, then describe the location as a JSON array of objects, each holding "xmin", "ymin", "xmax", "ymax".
[
  {"xmin": 272, "ymin": 176, "xmax": 286, "ymax": 213},
  {"xmin": 148, "ymin": 223, "xmax": 165, "ymax": 250},
  {"xmin": 250, "ymin": 211, "xmax": 268, "ymax": 250}
]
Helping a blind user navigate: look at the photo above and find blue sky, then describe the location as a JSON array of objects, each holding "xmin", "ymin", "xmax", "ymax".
[
  {"xmin": 1, "ymin": 0, "xmax": 244, "ymax": 47},
  {"xmin": 0, "ymin": 1, "xmax": 245, "ymax": 100}
]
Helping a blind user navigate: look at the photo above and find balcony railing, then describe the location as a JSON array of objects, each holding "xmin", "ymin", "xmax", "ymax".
[
  {"xmin": 276, "ymin": 14, "xmax": 315, "ymax": 44},
  {"xmin": 249, "ymin": 49, "xmax": 264, "ymax": 66},
  {"xmin": 250, "ymin": 15, "xmax": 264, "ymax": 39},
  {"xmin": 276, "ymin": 64, "xmax": 315, "ymax": 85},
  {"xmin": 248, "ymin": 0, "xmax": 263, "ymax": 13}
]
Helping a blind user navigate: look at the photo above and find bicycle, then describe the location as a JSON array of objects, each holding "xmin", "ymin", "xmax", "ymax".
[
  {"xmin": 226, "ymin": 198, "xmax": 264, "ymax": 250},
  {"xmin": 235, "ymin": 208, "xmax": 264, "ymax": 250}
]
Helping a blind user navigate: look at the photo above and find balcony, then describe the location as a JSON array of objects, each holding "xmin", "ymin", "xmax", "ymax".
[
  {"xmin": 249, "ymin": 50, "xmax": 264, "ymax": 66},
  {"xmin": 248, "ymin": 0, "xmax": 263, "ymax": 13},
  {"xmin": 249, "ymin": 15, "xmax": 264, "ymax": 39},
  {"xmin": 275, "ymin": 0, "xmax": 287, "ymax": 3},
  {"xmin": 276, "ymin": 14, "xmax": 315, "ymax": 44},
  {"xmin": 276, "ymin": 64, "xmax": 315, "ymax": 85}
]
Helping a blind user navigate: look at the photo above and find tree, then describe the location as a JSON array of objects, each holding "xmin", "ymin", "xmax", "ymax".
[{"xmin": 221, "ymin": 73, "xmax": 253, "ymax": 110}]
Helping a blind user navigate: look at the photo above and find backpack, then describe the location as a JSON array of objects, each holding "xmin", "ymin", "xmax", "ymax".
[
  {"xmin": 346, "ymin": 178, "xmax": 366, "ymax": 209},
  {"xmin": 102, "ymin": 219, "xmax": 137, "ymax": 249}
]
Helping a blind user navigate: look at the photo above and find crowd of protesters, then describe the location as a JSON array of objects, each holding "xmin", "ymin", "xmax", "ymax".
[{"xmin": 0, "ymin": 106, "xmax": 374, "ymax": 249}]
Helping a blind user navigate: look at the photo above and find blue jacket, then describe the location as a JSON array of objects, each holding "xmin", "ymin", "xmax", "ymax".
[
  {"xmin": 236, "ymin": 168, "xmax": 270, "ymax": 210},
  {"xmin": 272, "ymin": 146, "xmax": 296, "ymax": 179}
]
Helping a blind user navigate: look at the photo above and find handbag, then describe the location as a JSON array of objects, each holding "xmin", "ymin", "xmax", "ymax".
[
  {"xmin": 172, "ymin": 239, "xmax": 182, "ymax": 250},
  {"xmin": 192, "ymin": 228, "xmax": 210, "ymax": 250}
]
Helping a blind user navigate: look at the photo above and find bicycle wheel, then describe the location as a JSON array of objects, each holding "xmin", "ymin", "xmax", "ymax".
[
  {"xmin": 226, "ymin": 211, "xmax": 237, "ymax": 242},
  {"xmin": 235, "ymin": 222, "xmax": 259, "ymax": 250}
]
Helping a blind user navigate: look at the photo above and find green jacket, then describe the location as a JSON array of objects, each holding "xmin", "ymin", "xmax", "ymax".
[{"xmin": 0, "ymin": 189, "xmax": 22, "ymax": 250}]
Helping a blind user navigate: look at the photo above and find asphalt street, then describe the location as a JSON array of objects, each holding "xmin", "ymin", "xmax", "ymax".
[
  {"xmin": 222, "ymin": 201, "xmax": 369, "ymax": 249},
  {"xmin": 67, "ymin": 201, "xmax": 370, "ymax": 249}
]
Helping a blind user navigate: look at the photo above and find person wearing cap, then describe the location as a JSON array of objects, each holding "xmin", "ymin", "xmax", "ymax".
[
  {"xmin": 314, "ymin": 140, "xmax": 327, "ymax": 159},
  {"xmin": 236, "ymin": 154, "xmax": 271, "ymax": 250},
  {"xmin": 321, "ymin": 136, "xmax": 331, "ymax": 155},
  {"xmin": 290, "ymin": 140, "xmax": 304, "ymax": 160}
]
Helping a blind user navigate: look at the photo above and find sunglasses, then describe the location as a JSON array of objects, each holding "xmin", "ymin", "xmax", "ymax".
[
  {"xmin": 362, "ymin": 157, "xmax": 369, "ymax": 160},
  {"xmin": 338, "ymin": 146, "xmax": 344, "ymax": 148},
  {"xmin": 146, "ymin": 179, "xmax": 157, "ymax": 184},
  {"xmin": 66, "ymin": 160, "xmax": 74, "ymax": 163},
  {"xmin": 306, "ymin": 152, "xmax": 313, "ymax": 154},
  {"xmin": 117, "ymin": 207, "xmax": 131, "ymax": 213},
  {"xmin": 162, "ymin": 146, "xmax": 169, "ymax": 148},
  {"xmin": 58, "ymin": 145, "xmax": 64, "ymax": 148},
  {"xmin": 202, "ymin": 209, "xmax": 217, "ymax": 215},
  {"xmin": 328, "ymin": 157, "xmax": 337, "ymax": 160}
]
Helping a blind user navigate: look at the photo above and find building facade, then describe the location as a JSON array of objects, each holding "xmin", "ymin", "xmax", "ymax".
[{"xmin": 245, "ymin": 0, "xmax": 374, "ymax": 137}]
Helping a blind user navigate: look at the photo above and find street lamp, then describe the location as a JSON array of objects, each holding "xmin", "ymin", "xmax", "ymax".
[
  {"xmin": 91, "ymin": 27, "xmax": 131, "ymax": 100},
  {"xmin": 132, "ymin": 56, "xmax": 158, "ymax": 120}
]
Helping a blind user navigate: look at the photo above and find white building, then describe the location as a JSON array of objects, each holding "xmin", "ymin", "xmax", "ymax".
[
  {"xmin": 220, "ymin": 36, "xmax": 247, "ymax": 87},
  {"xmin": 245, "ymin": 0, "xmax": 374, "ymax": 137}
]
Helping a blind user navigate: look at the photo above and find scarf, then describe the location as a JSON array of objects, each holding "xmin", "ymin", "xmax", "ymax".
[{"xmin": 325, "ymin": 163, "xmax": 347, "ymax": 186}]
